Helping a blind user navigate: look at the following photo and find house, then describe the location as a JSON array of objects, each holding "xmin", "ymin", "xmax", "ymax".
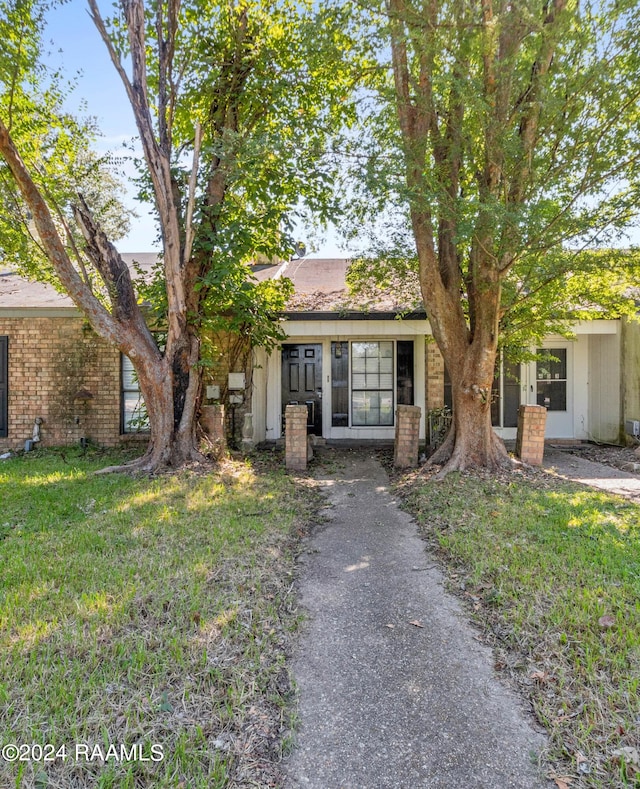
[
  {"xmin": 1, "ymin": 255, "xmax": 638, "ymax": 451},
  {"xmin": 247, "ymin": 258, "xmax": 640, "ymax": 446}
]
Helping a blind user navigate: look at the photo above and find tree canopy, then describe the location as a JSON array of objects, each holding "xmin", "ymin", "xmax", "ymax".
[
  {"xmin": 340, "ymin": 0, "xmax": 640, "ymax": 472},
  {"xmin": 0, "ymin": 0, "xmax": 356, "ymax": 470}
]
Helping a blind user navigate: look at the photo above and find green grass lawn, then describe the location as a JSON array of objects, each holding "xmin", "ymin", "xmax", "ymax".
[
  {"xmin": 397, "ymin": 466, "xmax": 640, "ymax": 789},
  {"xmin": 0, "ymin": 447, "xmax": 312, "ymax": 788}
]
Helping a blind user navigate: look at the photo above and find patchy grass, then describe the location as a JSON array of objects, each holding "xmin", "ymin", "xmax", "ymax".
[
  {"xmin": 0, "ymin": 447, "xmax": 315, "ymax": 788},
  {"xmin": 396, "ymin": 466, "xmax": 640, "ymax": 789}
]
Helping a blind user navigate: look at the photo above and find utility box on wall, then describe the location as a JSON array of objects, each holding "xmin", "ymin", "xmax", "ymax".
[
  {"xmin": 625, "ymin": 419, "xmax": 640, "ymax": 438},
  {"xmin": 228, "ymin": 372, "xmax": 245, "ymax": 391}
]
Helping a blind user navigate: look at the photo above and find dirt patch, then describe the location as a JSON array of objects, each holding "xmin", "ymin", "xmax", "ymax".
[{"xmin": 562, "ymin": 443, "xmax": 640, "ymax": 474}]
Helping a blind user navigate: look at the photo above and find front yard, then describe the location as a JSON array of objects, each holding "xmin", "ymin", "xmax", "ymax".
[
  {"xmin": 394, "ymin": 462, "xmax": 640, "ymax": 789},
  {"xmin": 3, "ymin": 445, "xmax": 639, "ymax": 789},
  {"xmin": 0, "ymin": 448, "xmax": 314, "ymax": 788}
]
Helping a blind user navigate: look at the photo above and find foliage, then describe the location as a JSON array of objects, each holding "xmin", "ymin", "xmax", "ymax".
[
  {"xmin": 337, "ymin": 0, "xmax": 640, "ymax": 468},
  {"xmin": 0, "ymin": 0, "xmax": 131, "ymax": 280},
  {"xmin": 0, "ymin": 0, "xmax": 360, "ymax": 469},
  {"xmin": 348, "ymin": 247, "xmax": 640, "ymax": 356},
  {"xmin": 342, "ymin": 0, "xmax": 640, "ymax": 349}
]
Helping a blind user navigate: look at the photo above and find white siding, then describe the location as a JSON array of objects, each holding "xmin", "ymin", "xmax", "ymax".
[{"xmin": 589, "ymin": 330, "xmax": 622, "ymax": 443}]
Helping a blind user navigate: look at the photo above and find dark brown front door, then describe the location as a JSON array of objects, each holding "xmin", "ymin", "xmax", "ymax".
[{"xmin": 282, "ymin": 343, "xmax": 323, "ymax": 435}]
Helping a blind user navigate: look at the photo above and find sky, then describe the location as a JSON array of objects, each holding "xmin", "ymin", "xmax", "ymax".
[{"xmin": 43, "ymin": 1, "xmax": 345, "ymax": 257}]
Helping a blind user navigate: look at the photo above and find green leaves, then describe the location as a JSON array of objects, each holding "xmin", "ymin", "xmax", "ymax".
[{"xmin": 342, "ymin": 0, "xmax": 640, "ymax": 351}]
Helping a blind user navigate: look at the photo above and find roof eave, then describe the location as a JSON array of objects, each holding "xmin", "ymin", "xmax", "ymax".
[{"xmin": 282, "ymin": 310, "xmax": 428, "ymax": 321}]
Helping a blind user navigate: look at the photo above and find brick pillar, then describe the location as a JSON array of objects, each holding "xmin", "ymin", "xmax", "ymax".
[
  {"xmin": 394, "ymin": 404, "xmax": 422, "ymax": 468},
  {"xmin": 199, "ymin": 404, "xmax": 226, "ymax": 445},
  {"xmin": 515, "ymin": 405, "xmax": 547, "ymax": 465},
  {"xmin": 285, "ymin": 404, "xmax": 309, "ymax": 471}
]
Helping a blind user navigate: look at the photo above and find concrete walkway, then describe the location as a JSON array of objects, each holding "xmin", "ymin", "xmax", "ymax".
[
  {"xmin": 284, "ymin": 450, "xmax": 549, "ymax": 789},
  {"xmin": 543, "ymin": 447, "xmax": 640, "ymax": 502}
]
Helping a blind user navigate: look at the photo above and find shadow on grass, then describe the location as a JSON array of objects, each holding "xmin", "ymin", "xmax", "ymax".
[
  {"xmin": 0, "ymin": 446, "xmax": 309, "ymax": 789},
  {"xmin": 401, "ymin": 470, "xmax": 640, "ymax": 789}
]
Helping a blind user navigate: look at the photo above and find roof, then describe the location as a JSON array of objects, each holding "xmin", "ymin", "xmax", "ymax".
[
  {"xmin": 0, "ymin": 254, "xmax": 159, "ymax": 313},
  {"xmin": 253, "ymin": 257, "xmax": 423, "ymax": 314},
  {"xmin": 0, "ymin": 268, "xmax": 75, "ymax": 310},
  {"xmin": 0, "ymin": 255, "xmax": 423, "ymax": 316}
]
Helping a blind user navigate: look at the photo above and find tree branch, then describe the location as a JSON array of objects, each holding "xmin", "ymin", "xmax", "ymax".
[{"xmin": 0, "ymin": 116, "xmax": 120, "ymax": 343}]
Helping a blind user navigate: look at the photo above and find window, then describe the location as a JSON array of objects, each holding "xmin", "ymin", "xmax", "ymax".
[
  {"xmin": 536, "ymin": 348, "xmax": 567, "ymax": 411},
  {"xmin": 0, "ymin": 336, "xmax": 7, "ymax": 439},
  {"xmin": 491, "ymin": 359, "xmax": 521, "ymax": 428},
  {"xmin": 121, "ymin": 354, "xmax": 149, "ymax": 433},
  {"xmin": 351, "ymin": 341, "xmax": 394, "ymax": 426},
  {"xmin": 444, "ymin": 353, "xmax": 521, "ymax": 428},
  {"xmin": 396, "ymin": 340, "xmax": 414, "ymax": 405}
]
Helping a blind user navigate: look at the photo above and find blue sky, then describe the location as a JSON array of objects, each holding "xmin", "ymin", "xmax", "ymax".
[{"xmin": 43, "ymin": 1, "xmax": 344, "ymax": 256}]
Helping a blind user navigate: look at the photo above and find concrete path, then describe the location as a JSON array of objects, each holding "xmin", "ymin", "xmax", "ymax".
[
  {"xmin": 543, "ymin": 447, "xmax": 640, "ymax": 502},
  {"xmin": 284, "ymin": 450, "xmax": 549, "ymax": 789}
]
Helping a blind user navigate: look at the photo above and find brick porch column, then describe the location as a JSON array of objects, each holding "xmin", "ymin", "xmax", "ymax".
[
  {"xmin": 199, "ymin": 404, "xmax": 226, "ymax": 446},
  {"xmin": 394, "ymin": 404, "xmax": 422, "ymax": 468},
  {"xmin": 515, "ymin": 405, "xmax": 547, "ymax": 465},
  {"xmin": 285, "ymin": 404, "xmax": 309, "ymax": 471}
]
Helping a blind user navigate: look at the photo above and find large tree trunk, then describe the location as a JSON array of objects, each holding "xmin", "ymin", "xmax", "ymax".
[
  {"xmin": 135, "ymin": 355, "xmax": 204, "ymax": 472},
  {"xmin": 429, "ymin": 344, "xmax": 509, "ymax": 474},
  {"xmin": 99, "ymin": 333, "xmax": 205, "ymax": 475}
]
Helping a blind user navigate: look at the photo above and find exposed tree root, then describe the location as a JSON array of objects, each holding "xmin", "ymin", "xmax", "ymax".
[
  {"xmin": 94, "ymin": 444, "xmax": 209, "ymax": 476},
  {"xmin": 426, "ymin": 428, "xmax": 514, "ymax": 479}
]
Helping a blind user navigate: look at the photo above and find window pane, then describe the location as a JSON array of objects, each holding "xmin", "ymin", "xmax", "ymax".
[
  {"xmin": 352, "ymin": 391, "xmax": 368, "ymax": 425},
  {"xmin": 536, "ymin": 349, "xmax": 566, "ymax": 411},
  {"xmin": 396, "ymin": 340, "xmax": 414, "ymax": 406},
  {"xmin": 122, "ymin": 356, "xmax": 139, "ymax": 390},
  {"xmin": 353, "ymin": 373, "xmax": 366, "ymax": 389},
  {"xmin": 503, "ymin": 360, "xmax": 521, "ymax": 427},
  {"xmin": 350, "ymin": 341, "xmax": 395, "ymax": 426},
  {"xmin": 537, "ymin": 348, "xmax": 567, "ymax": 381},
  {"xmin": 123, "ymin": 392, "xmax": 149, "ymax": 432},
  {"xmin": 379, "ymin": 395, "xmax": 394, "ymax": 425},
  {"xmin": 537, "ymin": 381, "xmax": 566, "ymax": 411}
]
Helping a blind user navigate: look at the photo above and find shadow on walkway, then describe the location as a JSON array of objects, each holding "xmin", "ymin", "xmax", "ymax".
[{"xmin": 284, "ymin": 449, "xmax": 550, "ymax": 789}]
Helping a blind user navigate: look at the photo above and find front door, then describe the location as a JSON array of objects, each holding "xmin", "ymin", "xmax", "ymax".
[
  {"xmin": 282, "ymin": 343, "xmax": 323, "ymax": 435},
  {"xmin": 528, "ymin": 345, "xmax": 573, "ymax": 437}
]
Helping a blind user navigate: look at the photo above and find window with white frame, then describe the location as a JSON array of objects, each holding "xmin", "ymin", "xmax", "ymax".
[
  {"xmin": 351, "ymin": 341, "xmax": 394, "ymax": 426},
  {"xmin": 121, "ymin": 354, "xmax": 149, "ymax": 433}
]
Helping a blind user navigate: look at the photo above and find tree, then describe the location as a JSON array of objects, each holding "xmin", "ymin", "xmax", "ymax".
[
  {"xmin": 0, "ymin": 0, "xmax": 354, "ymax": 471},
  {"xmin": 344, "ymin": 0, "xmax": 640, "ymax": 473}
]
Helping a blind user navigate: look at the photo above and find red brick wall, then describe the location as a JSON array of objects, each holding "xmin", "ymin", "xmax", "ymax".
[{"xmin": 0, "ymin": 315, "xmax": 138, "ymax": 450}]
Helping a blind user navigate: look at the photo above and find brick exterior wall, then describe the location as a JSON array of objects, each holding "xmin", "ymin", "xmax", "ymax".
[
  {"xmin": 0, "ymin": 315, "xmax": 135, "ymax": 451},
  {"xmin": 426, "ymin": 341, "xmax": 445, "ymax": 410},
  {"xmin": 0, "ymin": 315, "xmax": 255, "ymax": 453},
  {"xmin": 201, "ymin": 333, "xmax": 253, "ymax": 447}
]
